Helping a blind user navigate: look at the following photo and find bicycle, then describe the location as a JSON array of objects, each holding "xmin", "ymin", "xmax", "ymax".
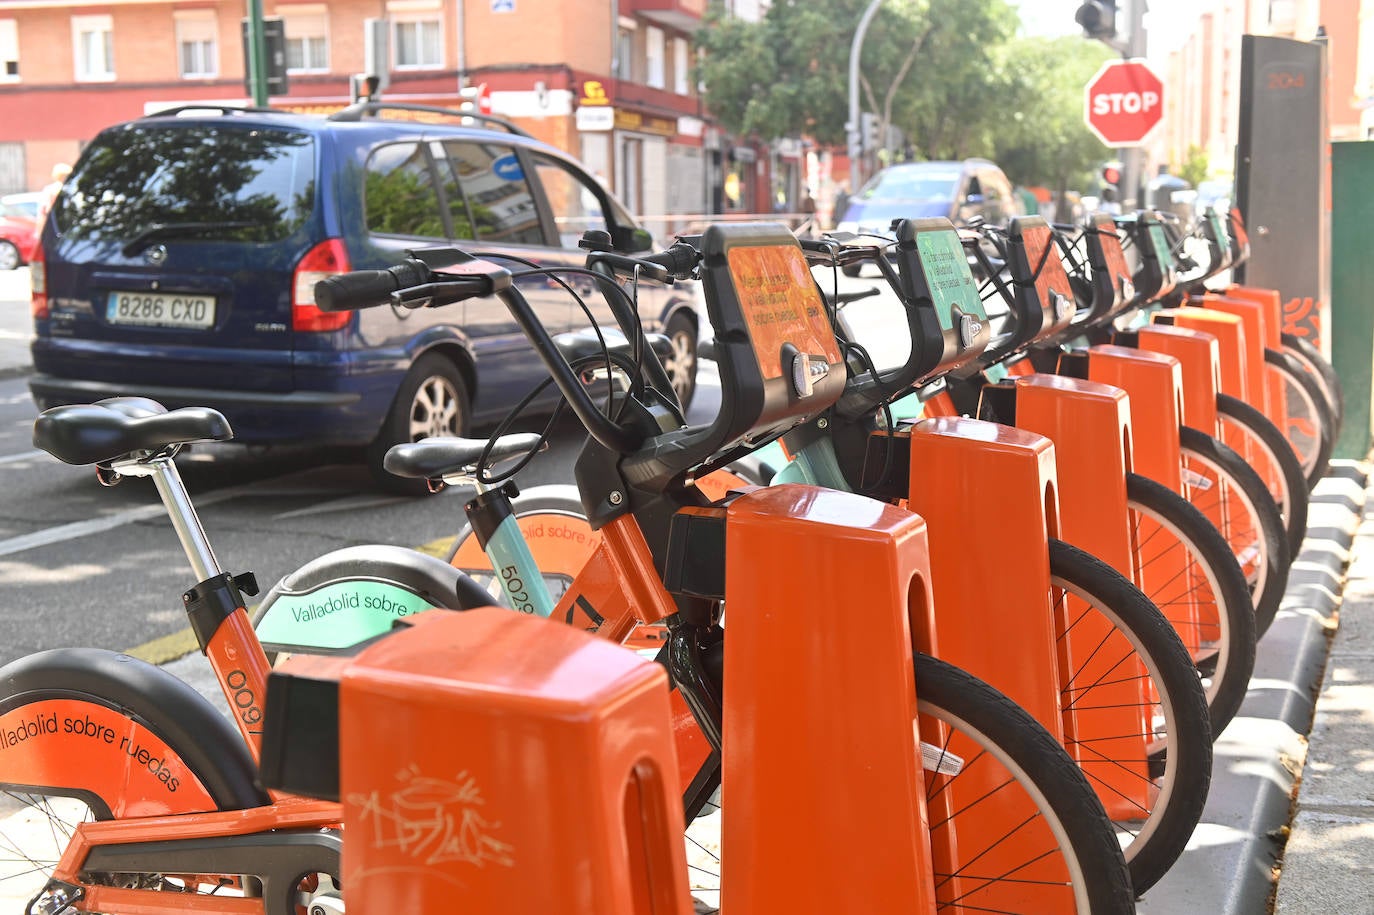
[
  {"xmin": 4, "ymin": 398, "xmax": 345, "ymax": 915},
  {"xmin": 4, "ymin": 225, "xmax": 1137, "ymax": 913},
  {"xmin": 1050, "ymin": 210, "xmax": 1293, "ymax": 640},
  {"xmin": 412, "ymin": 219, "xmax": 1212, "ymax": 894},
  {"xmin": 1121, "ymin": 209, "xmax": 1312, "ymax": 559},
  {"xmin": 297, "ymin": 225, "xmax": 1138, "ymax": 911},
  {"xmin": 944, "ymin": 213, "xmax": 1258, "ymax": 737}
]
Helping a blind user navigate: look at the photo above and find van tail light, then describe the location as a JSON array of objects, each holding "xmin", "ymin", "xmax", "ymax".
[
  {"xmin": 30, "ymin": 241, "xmax": 47, "ymax": 319},
  {"xmin": 292, "ymin": 238, "xmax": 352, "ymax": 332}
]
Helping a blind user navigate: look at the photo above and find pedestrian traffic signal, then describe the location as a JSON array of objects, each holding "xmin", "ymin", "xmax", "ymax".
[{"xmin": 1075, "ymin": 0, "xmax": 1117, "ymax": 41}]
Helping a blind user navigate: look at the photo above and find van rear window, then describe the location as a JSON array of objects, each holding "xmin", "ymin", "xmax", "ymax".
[{"xmin": 56, "ymin": 123, "xmax": 315, "ymax": 244}]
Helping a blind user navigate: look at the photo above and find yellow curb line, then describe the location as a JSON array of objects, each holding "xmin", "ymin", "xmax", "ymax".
[{"xmin": 121, "ymin": 537, "xmax": 463, "ymax": 664}]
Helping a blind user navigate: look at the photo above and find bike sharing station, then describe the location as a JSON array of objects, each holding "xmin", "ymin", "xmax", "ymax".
[{"xmin": 3, "ymin": 27, "xmax": 1372, "ymax": 915}]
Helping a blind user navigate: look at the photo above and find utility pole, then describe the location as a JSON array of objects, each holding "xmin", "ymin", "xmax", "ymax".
[
  {"xmin": 1119, "ymin": 0, "xmax": 1148, "ymax": 209},
  {"xmin": 245, "ymin": 0, "xmax": 268, "ymax": 107},
  {"xmin": 847, "ymin": 0, "xmax": 884, "ymax": 190}
]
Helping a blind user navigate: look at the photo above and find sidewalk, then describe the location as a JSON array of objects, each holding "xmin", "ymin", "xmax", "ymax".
[
  {"xmin": 1272, "ymin": 461, "xmax": 1374, "ymax": 912},
  {"xmin": 1137, "ymin": 459, "xmax": 1371, "ymax": 914}
]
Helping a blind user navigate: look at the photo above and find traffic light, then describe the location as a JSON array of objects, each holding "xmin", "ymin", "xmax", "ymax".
[
  {"xmin": 1101, "ymin": 163, "xmax": 1122, "ymax": 188},
  {"xmin": 1075, "ymin": 0, "xmax": 1117, "ymax": 42},
  {"xmin": 860, "ymin": 112, "xmax": 881, "ymax": 153}
]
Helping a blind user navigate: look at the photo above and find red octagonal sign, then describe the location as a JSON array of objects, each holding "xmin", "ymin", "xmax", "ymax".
[{"xmin": 1084, "ymin": 59, "xmax": 1165, "ymax": 147}]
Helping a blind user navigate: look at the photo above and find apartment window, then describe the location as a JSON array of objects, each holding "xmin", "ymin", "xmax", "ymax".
[
  {"xmin": 673, "ymin": 37, "xmax": 689, "ymax": 95},
  {"xmin": 646, "ymin": 26, "xmax": 665, "ymax": 89},
  {"xmin": 282, "ymin": 6, "xmax": 328, "ymax": 72},
  {"xmin": 0, "ymin": 21, "xmax": 17, "ymax": 80},
  {"xmin": 614, "ymin": 25, "xmax": 634, "ymax": 80},
  {"xmin": 393, "ymin": 15, "xmax": 441, "ymax": 69},
  {"xmin": 175, "ymin": 11, "xmax": 217, "ymax": 79},
  {"xmin": 72, "ymin": 14, "xmax": 114, "ymax": 82}
]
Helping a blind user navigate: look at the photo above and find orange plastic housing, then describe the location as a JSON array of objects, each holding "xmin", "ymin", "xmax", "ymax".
[
  {"xmin": 338, "ymin": 607, "xmax": 691, "ymax": 914},
  {"xmin": 1194, "ymin": 293, "xmax": 1280, "ymax": 424},
  {"xmin": 1010, "ymin": 375, "xmax": 1153, "ymax": 815},
  {"xmin": 721, "ymin": 484, "xmax": 939, "ymax": 913},
  {"xmin": 1086, "ymin": 345, "xmax": 1185, "ymax": 493},
  {"xmin": 1135, "ymin": 324, "xmax": 1222, "ymax": 434},
  {"xmin": 903, "ymin": 417, "xmax": 1064, "ymax": 739}
]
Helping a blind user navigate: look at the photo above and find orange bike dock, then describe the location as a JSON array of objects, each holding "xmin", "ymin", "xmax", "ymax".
[
  {"xmin": 981, "ymin": 376, "xmax": 1158, "ymax": 815},
  {"xmin": 330, "ymin": 607, "xmax": 692, "ymax": 914}
]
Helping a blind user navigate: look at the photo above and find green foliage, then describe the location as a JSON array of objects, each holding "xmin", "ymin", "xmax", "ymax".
[
  {"xmin": 696, "ymin": 1, "xmax": 1117, "ymax": 189},
  {"xmin": 1175, "ymin": 144, "xmax": 1209, "ymax": 187},
  {"xmin": 989, "ymin": 36, "xmax": 1116, "ymax": 191}
]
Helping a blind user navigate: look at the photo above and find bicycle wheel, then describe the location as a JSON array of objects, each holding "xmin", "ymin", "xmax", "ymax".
[
  {"xmin": 1048, "ymin": 537, "xmax": 1212, "ymax": 894},
  {"xmin": 1216, "ymin": 393, "xmax": 1308, "ymax": 556},
  {"xmin": 0, "ymin": 650, "xmax": 339, "ymax": 915},
  {"xmin": 1127, "ymin": 472, "xmax": 1257, "ymax": 735},
  {"xmin": 1282, "ymin": 332, "xmax": 1343, "ymax": 438},
  {"xmin": 683, "ymin": 653, "xmax": 1137, "ymax": 913},
  {"xmin": 1265, "ymin": 347, "xmax": 1334, "ymax": 490},
  {"xmin": 1180, "ymin": 426, "xmax": 1291, "ymax": 639}
]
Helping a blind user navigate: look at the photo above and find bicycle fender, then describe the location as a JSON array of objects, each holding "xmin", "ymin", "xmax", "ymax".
[{"xmin": 253, "ymin": 544, "xmax": 492, "ymax": 655}]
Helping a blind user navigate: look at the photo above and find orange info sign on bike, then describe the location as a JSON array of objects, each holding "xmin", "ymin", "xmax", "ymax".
[{"xmin": 726, "ymin": 244, "xmax": 841, "ymax": 380}]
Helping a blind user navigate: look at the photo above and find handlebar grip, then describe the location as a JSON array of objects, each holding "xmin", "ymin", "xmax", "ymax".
[
  {"xmin": 314, "ymin": 260, "xmax": 432, "ymax": 312},
  {"xmin": 642, "ymin": 242, "xmax": 699, "ymax": 280}
]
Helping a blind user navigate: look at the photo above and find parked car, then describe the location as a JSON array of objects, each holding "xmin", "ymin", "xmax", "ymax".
[
  {"xmin": 29, "ymin": 103, "xmax": 700, "ymax": 490},
  {"xmin": 1, "ymin": 191, "xmax": 44, "ymax": 221},
  {"xmin": 835, "ymin": 158, "xmax": 1023, "ymax": 275},
  {"xmin": 0, "ymin": 212, "xmax": 36, "ymax": 269}
]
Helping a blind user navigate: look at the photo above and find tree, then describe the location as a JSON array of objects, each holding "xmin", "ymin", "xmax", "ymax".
[
  {"xmin": 989, "ymin": 36, "xmax": 1116, "ymax": 204},
  {"xmin": 695, "ymin": 0, "xmax": 1018, "ymax": 163},
  {"xmin": 1175, "ymin": 144, "xmax": 1209, "ymax": 187}
]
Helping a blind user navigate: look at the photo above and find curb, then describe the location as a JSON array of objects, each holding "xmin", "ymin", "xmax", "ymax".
[{"xmin": 1136, "ymin": 461, "xmax": 1368, "ymax": 913}]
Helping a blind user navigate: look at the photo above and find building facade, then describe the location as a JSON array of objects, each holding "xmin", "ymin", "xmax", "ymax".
[
  {"xmin": 0, "ymin": 0, "xmax": 800, "ymax": 227},
  {"xmin": 1152, "ymin": 0, "xmax": 1373, "ymax": 181}
]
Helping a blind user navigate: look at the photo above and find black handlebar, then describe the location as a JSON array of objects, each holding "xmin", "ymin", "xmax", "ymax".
[
  {"xmin": 316, "ymin": 244, "xmax": 676, "ymax": 456},
  {"xmin": 313, "ymin": 248, "xmax": 513, "ymax": 312}
]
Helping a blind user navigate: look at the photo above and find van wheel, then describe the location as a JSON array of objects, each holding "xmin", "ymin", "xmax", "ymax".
[
  {"xmin": 368, "ymin": 353, "xmax": 469, "ymax": 495},
  {"xmin": 662, "ymin": 314, "xmax": 697, "ymax": 412},
  {"xmin": 0, "ymin": 241, "xmax": 21, "ymax": 270}
]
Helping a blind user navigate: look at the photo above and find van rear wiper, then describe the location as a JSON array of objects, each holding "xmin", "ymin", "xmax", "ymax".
[{"xmin": 122, "ymin": 221, "xmax": 259, "ymax": 258}]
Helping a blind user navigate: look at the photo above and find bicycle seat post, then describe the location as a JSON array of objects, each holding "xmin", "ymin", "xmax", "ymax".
[{"xmin": 113, "ymin": 452, "xmax": 223, "ymax": 583}]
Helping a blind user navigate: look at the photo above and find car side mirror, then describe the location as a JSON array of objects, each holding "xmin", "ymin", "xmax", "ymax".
[{"xmin": 612, "ymin": 225, "xmax": 654, "ymax": 253}]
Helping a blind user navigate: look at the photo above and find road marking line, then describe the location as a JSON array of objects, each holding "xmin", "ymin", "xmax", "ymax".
[
  {"xmin": 0, "ymin": 487, "xmax": 245, "ymax": 558},
  {"xmin": 124, "ymin": 626, "xmax": 200, "ymax": 665},
  {"xmin": 0, "ymin": 449, "xmax": 44, "ymax": 465}
]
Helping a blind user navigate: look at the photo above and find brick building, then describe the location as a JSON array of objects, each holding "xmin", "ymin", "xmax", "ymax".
[{"xmin": 0, "ymin": 0, "xmax": 801, "ymax": 226}]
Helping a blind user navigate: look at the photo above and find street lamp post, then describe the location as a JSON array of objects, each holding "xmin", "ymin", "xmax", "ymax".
[{"xmin": 847, "ymin": 0, "xmax": 884, "ymax": 190}]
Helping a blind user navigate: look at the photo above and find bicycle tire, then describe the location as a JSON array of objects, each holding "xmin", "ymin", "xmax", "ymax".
[
  {"xmin": 685, "ymin": 653, "xmax": 1137, "ymax": 913},
  {"xmin": 1127, "ymin": 472, "xmax": 1257, "ymax": 735},
  {"xmin": 1282, "ymin": 332, "xmax": 1343, "ymax": 439},
  {"xmin": 1180, "ymin": 425, "xmax": 1291, "ymax": 639},
  {"xmin": 1265, "ymin": 347, "xmax": 1334, "ymax": 490},
  {"xmin": 1216, "ymin": 393, "xmax": 1309, "ymax": 556},
  {"xmin": 0, "ymin": 650, "xmax": 336, "ymax": 915},
  {"xmin": 1048, "ymin": 537, "xmax": 1212, "ymax": 894}
]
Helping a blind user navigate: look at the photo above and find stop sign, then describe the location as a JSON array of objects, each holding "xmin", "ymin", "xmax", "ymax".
[{"xmin": 1084, "ymin": 59, "xmax": 1165, "ymax": 147}]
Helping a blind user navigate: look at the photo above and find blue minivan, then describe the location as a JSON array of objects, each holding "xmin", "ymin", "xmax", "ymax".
[{"xmin": 29, "ymin": 103, "xmax": 700, "ymax": 489}]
